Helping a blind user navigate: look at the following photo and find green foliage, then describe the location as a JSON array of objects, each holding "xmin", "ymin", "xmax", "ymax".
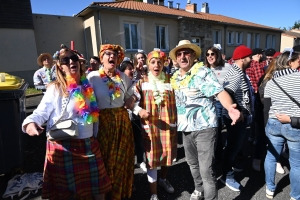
[
  {"xmin": 26, "ymin": 87, "xmax": 42, "ymax": 96},
  {"xmin": 292, "ymin": 20, "xmax": 300, "ymax": 29}
]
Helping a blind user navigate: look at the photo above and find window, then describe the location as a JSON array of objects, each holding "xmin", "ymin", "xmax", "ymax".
[
  {"xmin": 228, "ymin": 31, "xmax": 234, "ymax": 44},
  {"xmin": 272, "ymin": 35, "xmax": 276, "ymax": 49},
  {"xmin": 213, "ymin": 30, "xmax": 221, "ymax": 44},
  {"xmin": 191, "ymin": 38, "xmax": 201, "ymax": 59},
  {"xmin": 236, "ymin": 32, "xmax": 243, "ymax": 44},
  {"xmin": 265, "ymin": 34, "xmax": 276, "ymax": 49},
  {"xmin": 254, "ymin": 34, "xmax": 260, "ymax": 48},
  {"xmin": 247, "ymin": 33, "xmax": 252, "ymax": 48},
  {"xmin": 124, "ymin": 22, "xmax": 140, "ymax": 50},
  {"xmin": 156, "ymin": 25, "xmax": 168, "ymax": 50}
]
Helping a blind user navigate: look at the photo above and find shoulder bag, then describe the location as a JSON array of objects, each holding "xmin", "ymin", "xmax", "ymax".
[
  {"xmin": 47, "ymin": 96, "xmax": 79, "ymax": 141},
  {"xmin": 272, "ymin": 78, "xmax": 300, "ymax": 128}
]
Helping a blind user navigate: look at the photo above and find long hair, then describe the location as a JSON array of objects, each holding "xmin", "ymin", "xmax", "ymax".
[
  {"xmin": 276, "ymin": 51, "xmax": 299, "ymax": 70},
  {"xmin": 133, "ymin": 52, "xmax": 147, "ymax": 68},
  {"xmin": 48, "ymin": 48, "xmax": 84, "ymax": 97},
  {"xmin": 262, "ymin": 58, "xmax": 277, "ymax": 82},
  {"xmin": 205, "ymin": 47, "xmax": 225, "ymax": 68}
]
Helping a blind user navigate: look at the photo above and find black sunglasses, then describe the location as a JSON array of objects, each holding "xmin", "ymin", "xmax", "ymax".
[
  {"xmin": 206, "ymin": 52, "xmax": 215, "ymax": 57},
  {"xmin": 176, "ymin": 51, "xmax": 192, "ymax": 57},
  {"xmin": 60, "ymin": 54, "xmax": 79, "ymax": 65}
]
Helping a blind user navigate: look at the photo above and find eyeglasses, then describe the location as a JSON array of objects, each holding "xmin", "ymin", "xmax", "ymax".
[
  {"xmin": 104, "ymin": 51, "xmax": 118, "ymax": 57},
  {"xmin": 60, "ymin": 54, "xmax": 79, "ymax": 65},
  {"xmin": 43, "ymin": 57, "xmax": 50, "ymax": 61},
  {"xmin": 176, "ymin": 51, "xmax": 191, "ymax": 58},
  {"xmin": 206, "ymin": 53, "xmax": 215, "ymax": 57}
]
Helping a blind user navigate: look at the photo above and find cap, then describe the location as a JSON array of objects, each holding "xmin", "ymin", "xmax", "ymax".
[{"xmin": 252, "ymin": 48, "xmax": 264, "ymax": 55}]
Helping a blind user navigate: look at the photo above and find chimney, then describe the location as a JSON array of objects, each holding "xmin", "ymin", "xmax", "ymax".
[
  {"xmin": 201, "ymin": 2, "xmax": 209, "ymax": 13},
  {"xmin": 143, "ymin": 0, "xmax": 154, "ymax": 3},
  {"xmin": 168, "ymin": 1, "xmax": 173, "ymax": 8},
  {"xmin": 186, "ymin": 3, "xmax": 197, "ymax": 13},
  {"xmin": 157, "ymin": 0, "xmax": 164, "ymax": 6},
  {"xmin": 176, "ymin": 3, "xmax": 180, "ymax": 9}
]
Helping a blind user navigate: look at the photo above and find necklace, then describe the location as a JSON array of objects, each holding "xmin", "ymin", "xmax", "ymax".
[
  {"xmin": 99, "ymin": 68, "xmax": 122, "ymax": 100},
  {"xmin": 66, "ymin": 75, "xmax": 99, "ymax": 124},
  {"xmin": 170, "ymin": 62, "xmax": 203, "ymax": 90},
  {"xmin": 148, "ymin": 71, "xmax": 166, "ymax": 106},
  {"xmin": 45, "ymin": 67, "xmax": 52, "ymax": 82}
]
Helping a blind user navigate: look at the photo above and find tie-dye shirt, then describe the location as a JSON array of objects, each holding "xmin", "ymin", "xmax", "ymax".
[
  {"xmin": 173, "ymin": 63, "xmax": 223, "ymax": 132},
  {"xmin": 33, "ymin": 66, "xmax": 56, "ymax": 90}
]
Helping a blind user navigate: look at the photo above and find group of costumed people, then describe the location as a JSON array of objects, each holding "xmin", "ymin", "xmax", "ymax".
[{"xmin": 22, "ymin": 40, "xmax": 241, "ymax": 200}]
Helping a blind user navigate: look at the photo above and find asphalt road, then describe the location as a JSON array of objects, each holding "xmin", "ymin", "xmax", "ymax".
[{"xmin": 0, "ymin": 94, "xmax": 291, "ymax": 200}]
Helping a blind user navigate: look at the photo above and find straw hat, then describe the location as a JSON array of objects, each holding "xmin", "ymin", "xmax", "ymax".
[
  {"xmin": 169, "ymin": 40, "xmax": 201, "ymax": 61},
  {"xmin": 37, "ymin": 53, "xmax": 52, "ymax": 66}
]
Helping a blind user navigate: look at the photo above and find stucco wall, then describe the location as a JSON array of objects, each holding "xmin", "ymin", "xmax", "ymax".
[
  {"xmin": 0, "ymin": 28, "xmax": 37, "ymax": 86},
  {"xmin": 87, "ymin": 10, "xmax": 178, "ymax": 59},
  {"xmin": 280, "ymin": 35, "xmax": 295, "ymax": 51},
  {"xmin": 33, "ymin": 14, "xmax": 85, "ymax": 59}
]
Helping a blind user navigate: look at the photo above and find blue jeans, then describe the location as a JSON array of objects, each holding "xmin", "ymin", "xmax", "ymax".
[
  {"xmin": 222, "ymin": 116, "xmax": 247, "ymax": 177},
  {"xmin": 182, "ymin": 128, "xmax": 218, "ymax": 200},
  {"xmin": 265, "ymin": 119, "xmax": 300, "ymax": 200}
]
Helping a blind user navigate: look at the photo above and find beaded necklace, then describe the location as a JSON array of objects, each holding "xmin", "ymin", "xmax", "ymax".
[
  {"xmin": 148, "ymin": 71, "xmax": 166, "ymax": 106},
  {"xmin": 170, "ymin": 62, "xmax": 203, "ymax": 90},
  {"xmin": 66, "ymin": 75, "xmax": 99, "ymax": 124},
  {"xmin": 99, "ymin": 68, "xmax": 122, "ymax": 100}
]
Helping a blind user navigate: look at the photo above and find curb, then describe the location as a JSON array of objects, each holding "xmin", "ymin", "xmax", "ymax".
[{"xmin": 25, "ymin": 93, "xmax": 43, "ymax": 98}]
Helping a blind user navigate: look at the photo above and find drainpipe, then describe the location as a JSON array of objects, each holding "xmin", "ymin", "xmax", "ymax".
[
  {"xmin": 223, "ymin": 24, "xmax": 227, "ymax": 56},
  {"xmin": 98, "ymin": 11, "xmax": 103, "ymax": 48},
  {"xmin": 83, "ymin": 20, "xmax": 89, "ymax": 59}
]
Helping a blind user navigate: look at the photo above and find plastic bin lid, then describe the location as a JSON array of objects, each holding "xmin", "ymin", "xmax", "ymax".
[{"xmin": 0, "ymin": 72, "xmax": 25, "ymax": 90}]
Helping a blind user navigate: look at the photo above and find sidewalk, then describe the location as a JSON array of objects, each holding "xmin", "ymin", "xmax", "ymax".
[{"xmin": 0, "ymin": 94, "xmax": 291, "ymax": 200}]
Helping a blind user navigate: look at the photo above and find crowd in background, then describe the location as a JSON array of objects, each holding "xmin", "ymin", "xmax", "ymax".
[{"xmin": 25, "ymin": 41, "xmax": 300, "ymax": 200}]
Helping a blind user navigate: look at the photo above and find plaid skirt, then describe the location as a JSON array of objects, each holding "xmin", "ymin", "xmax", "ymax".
[
  {"xmin": 42, "ymin": 137, "xmax": 111, "ymax": 199},
  {"xmin": 98, "ymin": 107, "xmax": 134, "ymax": 200}
]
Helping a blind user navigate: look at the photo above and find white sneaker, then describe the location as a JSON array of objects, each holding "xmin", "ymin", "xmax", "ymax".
[
  {"xmin": 276, "ymin": 163, "xmax": 285, "ymax": 174},
  {"xmin": 252, "ymin": 159, "xmax": 261, "ymax": 171},
  {"xmin": 266, "ymin": 187, "xmax": 274, "ymax": 199},
  {"xmin": 150, "ymin": 194, "xmax": 159, "ymax": 200},
  {"xmin": 190, "ymin": 190, "xmax": 204, "ymax": 200},
  {"xmin": 139, "ymin": 162, "xmax": 147, "ymax": 172}
]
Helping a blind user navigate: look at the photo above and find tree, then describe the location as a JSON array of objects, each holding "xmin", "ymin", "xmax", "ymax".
[{"xmin": 291, "ymin": 20, "xmax": 300, "ymax": 29}]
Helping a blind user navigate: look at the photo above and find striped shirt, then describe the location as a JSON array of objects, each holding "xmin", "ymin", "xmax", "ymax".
[
  {"xmin": 223, "ymin": 64, "xmax": 252, "ymax": 117},
  {"xmin": 264, "ymin": 69, "xmax": 300, "ymax": 119}
]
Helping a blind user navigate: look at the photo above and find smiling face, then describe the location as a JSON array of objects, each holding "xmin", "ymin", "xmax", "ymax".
[
  {"xmin": 148, "ymin": 57, "xmax": 163, "ymax": 77},
  {"xmin": 101, "ymin": 50, "xmax": 118, "ymax": 71},
  {"xmin": 59, "ymin": 51, "xmax": 80, "ymax": 77},
  {"xmin": 206, "ymin": 50, "xmax": 217, "ymax": 67},
  {"xmin": 175, "ymin": 48, "xmax": 196, "ymax": 72}
]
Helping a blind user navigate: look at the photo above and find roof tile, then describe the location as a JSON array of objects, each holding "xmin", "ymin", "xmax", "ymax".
[{"xmin": 90, "ymin": 1, "xmax": 280, "ymax": 31}]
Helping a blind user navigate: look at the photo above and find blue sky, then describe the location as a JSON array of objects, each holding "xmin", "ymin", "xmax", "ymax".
[{"xmin": 31, "ymin": 0, "xmax": 299, "ymax": 29}]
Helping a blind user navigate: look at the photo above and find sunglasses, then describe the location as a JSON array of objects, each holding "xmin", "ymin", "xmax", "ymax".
[
  {"xmin": 176, "ymin": 51, "xmax": 191, "ymax": 58},
  {"xmin": 60, "ymin": 54, "xmax": 79, "ymax": 65},
  {"xmin": 206, "ymin": 52, "xmax": 215, "ymax": 57},
  {"xmin": 104, "ymin": 51, "xmax": 118, "ymax": 57}
]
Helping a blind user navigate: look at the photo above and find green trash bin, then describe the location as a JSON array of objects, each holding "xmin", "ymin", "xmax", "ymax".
[{"xmin": 0, "ymin": 73, "xmax": 28, "ymax": 174}]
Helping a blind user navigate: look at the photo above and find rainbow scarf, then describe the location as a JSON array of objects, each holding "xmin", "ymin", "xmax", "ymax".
[{"xmin": 66, "ymin": 75, "xmax": 99, "ymax": 124}]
